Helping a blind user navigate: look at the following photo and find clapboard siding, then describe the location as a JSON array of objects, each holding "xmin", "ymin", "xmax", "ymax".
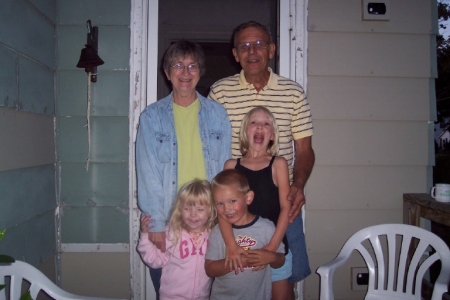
[{"xmin": 304, "ymin": 0, "xmax": 436, "ymax": 299}]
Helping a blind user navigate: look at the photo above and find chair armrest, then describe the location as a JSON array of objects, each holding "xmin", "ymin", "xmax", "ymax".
[{"xmin": 316, "ymin": 255, "xmax": 349, "ymax": 300}]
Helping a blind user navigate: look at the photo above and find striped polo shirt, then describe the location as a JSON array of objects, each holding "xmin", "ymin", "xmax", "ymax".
[{"xmin": 208, "ymin": 68, "xmax": 313, "ymax": 180}]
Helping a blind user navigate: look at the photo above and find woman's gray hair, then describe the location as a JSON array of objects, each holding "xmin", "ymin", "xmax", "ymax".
[{"xmin": 163, "ymin": 40, "xmax": 206, "ymax": 76}]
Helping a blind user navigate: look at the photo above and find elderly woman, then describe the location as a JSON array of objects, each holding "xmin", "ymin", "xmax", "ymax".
[{"xmin": 136, "ymin": 40, "xmax": 231, "ymax": 298}]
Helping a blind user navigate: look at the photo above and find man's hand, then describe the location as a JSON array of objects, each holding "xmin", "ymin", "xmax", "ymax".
[
  {"xmin": 148, "ymin": 231, "xmax": 166, "ymax": 252},
  {"xmin": 225, "ymin": 243, "xmax": 246, "ymax": 274},
  {"xmin": 286, "ymin": 183, "xmax": 305, "ymax": 223},
  {"xmin": 288, "ymin": 136, "xmax": 315, "ymax": 223}
]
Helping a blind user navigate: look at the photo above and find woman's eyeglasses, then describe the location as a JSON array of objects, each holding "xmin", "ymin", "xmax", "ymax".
[{"xmin": 171, "ymin": 63, "xmax": 199, "ymax": 73}]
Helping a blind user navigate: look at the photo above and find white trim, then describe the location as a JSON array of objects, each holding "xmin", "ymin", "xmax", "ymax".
[
  {"xmin": 278, "ymin": 0, "xmax": 293, "ymax": 79},
  {"xmin": 146, "ymin": 1, "xmax": 159, "ymax": 106},
  {"xmin": 141, "ymin": 2, "xmax": 159, "ymax": 299},
  {"xmin": 293, "ymin": 0, "xmax": 308, "ymax": 91},
  {"xmin": 129, "ymin": 0, "xmax": 150, "ymax": 299},
  {"xmin": 279, "ymin": 1, "xmax": 309, "ymax": 299},
  {"xmin": 279, "ymin": 0, "xmax": 308, "ymax": 90},
  {"xmin": 61, "ymin": 243, "xmax": 129, "ymax": 252}
]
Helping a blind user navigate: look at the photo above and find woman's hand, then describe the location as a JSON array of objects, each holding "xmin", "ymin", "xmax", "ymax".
[
  {"xmin": 140, "ymin": 215, "xmax": 154, "ymax": 232},
  {"xmin": 148, "ymin": 232, "xmax": 166, "ymax": 252},
  {"xmin": 140, "ymin": 215, "xmax": 166, "ymax": 252}
]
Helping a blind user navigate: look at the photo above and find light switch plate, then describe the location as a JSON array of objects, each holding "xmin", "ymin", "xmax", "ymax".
[
  {"xmin": 362, "ymin": 0, "xmax": 390, "ymax": 21},
  {"xmin": 351, "ymin": 267, "xmax": 369, "ymax": 291}
]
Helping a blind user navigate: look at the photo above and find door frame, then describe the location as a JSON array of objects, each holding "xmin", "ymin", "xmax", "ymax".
[{"xmin": 128, "ymin": 0, "xmax": 308, "ymax": 298}]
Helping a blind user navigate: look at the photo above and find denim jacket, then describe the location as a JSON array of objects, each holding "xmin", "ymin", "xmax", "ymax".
[{"xmin": 136, "ymin": 92, "xmax": 231, "ymax": 232}]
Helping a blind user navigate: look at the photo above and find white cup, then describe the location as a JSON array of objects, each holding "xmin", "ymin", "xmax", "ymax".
[{"xmin": 431, "ymin": 183, "xmax": 450, "ymax": 202}]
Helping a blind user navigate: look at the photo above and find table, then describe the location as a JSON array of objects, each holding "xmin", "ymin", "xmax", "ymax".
[
  {"xmin": 403, "ymin": 193, "xmax": 450, "ymax": 228},
  {"xmin": 403, "ymin": 193, "xmax": 450, "ymax": 300}
]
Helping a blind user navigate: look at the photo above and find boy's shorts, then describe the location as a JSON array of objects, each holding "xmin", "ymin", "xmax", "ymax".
[{"xmin": 271, "ymin": 250, "xmax": 292, "ymax": 282}]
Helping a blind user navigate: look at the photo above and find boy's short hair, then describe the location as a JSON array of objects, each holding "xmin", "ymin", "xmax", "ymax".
[{"xmin": 211, "ymin": 169, "xmax": 250, "ymax": 194}]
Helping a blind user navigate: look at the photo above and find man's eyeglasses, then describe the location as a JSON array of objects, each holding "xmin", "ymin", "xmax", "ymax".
[
  {"xmin": 236, "ymin": 40, "xmax": 269, "ymax": 53},
  {"xmin": 171, "ymin": 63, "xmax": 199, "ymax": 73}
]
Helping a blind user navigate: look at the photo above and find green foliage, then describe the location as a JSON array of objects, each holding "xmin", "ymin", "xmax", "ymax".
[
  {"xmin": 436, "ymin": 1, "xmax": 450, "ymax": 122},
  {"xmin": 0, "ymin": 229, "xmax": 14, "ymax": 296},
  {"xmin": 435, "ymin": 2, "xmax": 450, "ymax": 185},
  {"xmin": 0, "ymin": 255, "xmax": 14, "ymax": 263},
  {"xmin": 438, "ymin": 2, "xmax": 450, "ymax": 24},
  {"xmin": 0, "ymin": 230, "xmax": 15, "ymax": 263},
  {"xmin": 20, "ymin": 291, "xmax": 32, "ymax": 300},
  {"xmin": 0, "ymin": 230, "xmax": 32, "ymax": 300}
]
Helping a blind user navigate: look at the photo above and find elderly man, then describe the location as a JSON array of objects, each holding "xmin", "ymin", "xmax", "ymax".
[{"xmin": 208, "ymin": 21, "xmax": 314, "ymax": 298}]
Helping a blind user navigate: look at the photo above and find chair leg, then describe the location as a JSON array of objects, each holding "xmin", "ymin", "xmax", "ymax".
[{"xmin": 295, "ymin": 280, "xmax": 303, "ymax": 300}]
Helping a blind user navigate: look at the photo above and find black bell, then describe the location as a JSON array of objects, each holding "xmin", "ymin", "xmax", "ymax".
[{"xmin": 76, "ymin": 44, "xmax": 104, "ymax": 70}]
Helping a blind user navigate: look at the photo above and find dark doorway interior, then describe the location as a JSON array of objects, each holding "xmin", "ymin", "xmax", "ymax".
[
  {"xmin": 196, "ymin": 42, "xmax": 241, "ymax": 97},
  {"xmin": 157, "ymin": 0, "xmax": 278, "ymax": 99}
]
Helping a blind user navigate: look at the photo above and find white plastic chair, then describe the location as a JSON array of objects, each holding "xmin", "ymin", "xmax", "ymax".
[
  {"xmin": 316, "ymin": 224, "xmax": 450, "ymax": 300},
  {"xmin": 0, "ymin": 260, "xmax": 123, "ymax": 300}
]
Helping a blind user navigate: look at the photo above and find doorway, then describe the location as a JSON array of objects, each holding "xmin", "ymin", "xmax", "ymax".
[
  {"xmin": 156, "ymin": 0, "xmax": 278, "ymax": 99},
  {"xmin": 129, "ymin": 0, "xmax": 309, "ymax": 298}
]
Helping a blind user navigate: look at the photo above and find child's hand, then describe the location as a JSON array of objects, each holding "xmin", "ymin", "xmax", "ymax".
[
  {"xmin": 140, "ymin": 215, "xmax": 154, "ymax": 233},
  {"xmin": 225, "ymin": 243, "xmax": 246, "ymax": 274},
  {"xmin": 245, "ymin": 249, "xmax": 275, "ymax": 270},
  {"xmin": 239, "ymin": 253, "xmax": 252, "ymax": 269}
]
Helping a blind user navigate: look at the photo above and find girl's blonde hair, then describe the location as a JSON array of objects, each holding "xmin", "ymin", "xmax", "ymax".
[
  {"xmin": 168, "ymin": 179, "xmax": 216, "ymax": 248},
  {"xmin": 239, "ymin": 106, "xmax": 279, "ymax": 156}
]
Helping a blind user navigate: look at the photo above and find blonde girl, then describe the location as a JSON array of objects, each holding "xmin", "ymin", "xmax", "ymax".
[
  {"xmin": 219, "ymin": 106, "xmax": 292, "ymax": 300},
  {"xmin": 137, "ymin": 179, "xmax": 216, "ymax": 300}
]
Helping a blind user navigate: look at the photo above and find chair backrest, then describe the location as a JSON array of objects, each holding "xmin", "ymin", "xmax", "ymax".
[
  {"xmin": 319, "ymin": 224, "xmax": 450, "ymax": 300},
  {"xmin": 0, "ymin": 260, "xmax": 122, "ymax": 300}
]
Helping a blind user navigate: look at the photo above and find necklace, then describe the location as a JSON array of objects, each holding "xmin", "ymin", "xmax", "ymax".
[{"xmin": 190, "ymin": 231, "xmax": 204, "ymax": 248}]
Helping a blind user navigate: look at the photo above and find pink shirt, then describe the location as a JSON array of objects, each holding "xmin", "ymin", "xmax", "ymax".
[{"xmin": 137, "ymin": 227, "xmax": 212, "ymax": 300}]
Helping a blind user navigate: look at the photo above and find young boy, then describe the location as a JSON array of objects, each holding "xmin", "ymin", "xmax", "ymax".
[{"xmin": 205, "ymin": 169, "xmax": 285, "ymax": 300}]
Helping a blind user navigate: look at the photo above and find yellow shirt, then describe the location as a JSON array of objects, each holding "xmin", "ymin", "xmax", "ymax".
[{"xmin": 173, "ymin": 99, "xmax": 207, "ymax": 189}]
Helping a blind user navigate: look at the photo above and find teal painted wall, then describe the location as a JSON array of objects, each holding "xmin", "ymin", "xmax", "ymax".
[
  {"xmin": 0, "ymin": 0, "xmax": 57, "ymax": 266},
  {"xmin": 57, "ymin": 0, "xmax": 130, "ymax": 243},
  {"xmin": 0, "ymin": 0, "xmax": 131, "ymax": 268}
]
